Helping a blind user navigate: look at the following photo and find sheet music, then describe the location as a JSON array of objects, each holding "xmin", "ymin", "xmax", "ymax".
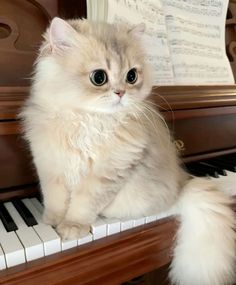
[
  {"xmin": 106, "ymin": 0, "xmax": 174, "ymax": 85},
  {"xmin": 88, "ymin": 0, "xmax": 234, "ymax": 85},
  {"xmin": 164, "ymin": 0, "xmax": 234, "ymax": 85}
]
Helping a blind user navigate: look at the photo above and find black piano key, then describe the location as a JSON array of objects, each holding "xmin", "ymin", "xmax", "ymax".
[
  {"xmin": 206, "ymin": 158, "xmax": 236, "ymax": 173},
  {"xmin": 186, "ymin": 165, "xmax": 207, "ymax": 177},
  {"xmin": 200, "ymin": 162, "xmax": 227, "ymax": 176},
  {"xmin": 186, "ymin": 153, "xmax": 235, "ymax": 178},
  {"xmin": 222, "ymin": 153, "xmax": 236, "ymax": 164},
  {"xmin": 197, "ymin": 162, "xmax": 220, "ymax": 178},
  {"xmin": 215, "ymin": 155, "xmax": 234, "ymax": 163},
  {"xmin": 36, "ymin": 194, "xmax": 43, "ymax": 203},
  {"xmin": 213, "ymin": 157, "xmax": 236, "ymax": 169},
  {"xmin": 12, "ymin": 199, "xmax": 38, "ymax": 227},
  {"xmin": 188, "ymin": 162, "xmax": 219, "ymax": 178},
  {"xmin": 0, "ymin": 203, "xmax": 18, "ymax": 232}
]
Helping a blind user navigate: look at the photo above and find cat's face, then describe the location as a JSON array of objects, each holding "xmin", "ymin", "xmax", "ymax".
[{"xmin": 37, "ymin": 18, "xmax": 153, "ymax": 114}]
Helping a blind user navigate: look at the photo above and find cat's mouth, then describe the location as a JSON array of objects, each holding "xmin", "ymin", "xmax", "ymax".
[{"xmin": 113, "ymin": 97, "xmax": 124, "ymax": 107}]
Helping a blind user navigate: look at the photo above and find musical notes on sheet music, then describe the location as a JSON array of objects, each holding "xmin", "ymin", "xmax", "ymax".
[
  {"xmin": 115, "ymin": 0, "xmax": 164, "ymax": 24},
  {"xmin": 165, "ymin": 0, "xmax": 234, "ymax": 84},
  {"xmin": 108, "ymin": 0, "xmax": 175, "ymax": 85},
  {"xmin": 165, "ymin": 0, "xmax": 223, "ymax": 17},
  {"xmin": 173, "ymin": 63, "xmax": 231, "ymax": 80},
  {"xmin": 169, "ymin": 39, "xmax": 223, "ymax": 59},
  {"xmin": 166, "ymin": 16, "xmax": 221, "ymax": 39},
  {"xmin": 106, "ymin": 0, "xmax": 234, "ymax": 85}
]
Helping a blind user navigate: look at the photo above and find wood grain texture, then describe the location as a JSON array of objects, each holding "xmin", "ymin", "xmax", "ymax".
[
  {"xmin": 0, "ymin": 0, "xmax": 55, "ymax": 86},
  {"xmin": 1, "ymin": 85, "xmax": 236, "ymax": 119},
  {"xmin": 163, "ymin": 106, "xmax": 236, "ymax": 157},
  {"xmin": 0, "ymin": 122, "xmax": 36, "ymax": 190},
  {"xmin": 151, "ymin": 85, "xmax": 236, "ymax": 110}
]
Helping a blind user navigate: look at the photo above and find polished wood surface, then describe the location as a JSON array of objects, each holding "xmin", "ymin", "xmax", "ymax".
[
  {"xmin": 0, "ymin": 0, "xmax": 56, "ymax": 86},
  {"xmin": 151, "ymin": 86, "xmax": 236, "ymax": 159}
]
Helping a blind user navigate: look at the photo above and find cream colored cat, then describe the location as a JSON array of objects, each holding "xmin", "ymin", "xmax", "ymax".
[{"xmin": 21, "ymin": 18, "xmax": 235, "ymax": 285}]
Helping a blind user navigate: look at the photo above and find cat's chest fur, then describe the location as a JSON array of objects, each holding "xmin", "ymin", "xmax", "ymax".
[{"xmin": 52, "ymin": 111, "xmax": 147, "ymax": 185}]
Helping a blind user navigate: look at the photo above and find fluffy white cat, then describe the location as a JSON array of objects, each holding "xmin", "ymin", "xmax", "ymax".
[{"xmin": 21, "ymin": 17, "xmax": 235, "ymax": 285}]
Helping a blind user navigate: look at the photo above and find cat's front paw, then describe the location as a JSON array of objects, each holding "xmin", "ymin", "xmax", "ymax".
[
  {"xmin": 56, "ymin": 221, "xmax": 90, "ymax": 240},
  {"xmin": 43, "ymin": 210, "xmax": 64, "ymax": 227}
]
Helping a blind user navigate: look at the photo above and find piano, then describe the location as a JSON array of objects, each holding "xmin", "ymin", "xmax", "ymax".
[{"xmin": 0, "ymin": 1, "xmax": 235, "ymax": 285}]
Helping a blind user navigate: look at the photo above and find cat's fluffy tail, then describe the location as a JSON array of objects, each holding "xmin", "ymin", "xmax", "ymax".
[{"xmin": 169, "ymin": 178, "xmax": 236, "ymax": 285}]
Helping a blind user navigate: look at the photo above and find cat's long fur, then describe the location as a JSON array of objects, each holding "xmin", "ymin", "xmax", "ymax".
[{"xmin": 21, "ymin": 18, "xmax": 235, "ymax": 285}]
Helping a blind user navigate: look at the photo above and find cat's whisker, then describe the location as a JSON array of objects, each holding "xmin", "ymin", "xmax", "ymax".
[
  {"xmin": 149, "ymin": 91, "xmax": 175, "ymax": 124},
  {"xmin": 131, "ymin": 101, "xmax": 172, "ymax": 150},
  {"xmin": 143, "ymin": 101, "xmax": 169, "ymax": 128},
  {"xmin": 132, "ymin": 103, "xmax": 159, "ymax": 134},
  {"xmin": 131, "ymin": 110, "xmax": 146, "ymax": 130},
  {"xmin": 136, "ymin": 101, "xmax": 168, "ymax": 131},
  {"xmin": 144, "ymin": 98, "xmax": 169, "ymax": 112}
]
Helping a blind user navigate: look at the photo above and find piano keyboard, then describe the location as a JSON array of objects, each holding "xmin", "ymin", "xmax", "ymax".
[
  {"xmin": 0, "ymin": 153, "xmax": 235, "ymax": 270},
  {"xmin": 185, "ymin": 153, "xmax": 236, "ymax": 197},
  {"xmin": 0, "ymin": 197, "xmax": 172, "ymax": 270}
]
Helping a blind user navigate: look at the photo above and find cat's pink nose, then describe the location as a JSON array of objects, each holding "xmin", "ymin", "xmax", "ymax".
[{"xmin": 114, "ymin": 90, "xmax": 125, "ymax": 97}]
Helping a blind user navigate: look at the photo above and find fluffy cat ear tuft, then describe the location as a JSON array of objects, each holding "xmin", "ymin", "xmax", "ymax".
[
  {"xmin": 49, "ymin": 17, "xmax": 77, "ymax": 52},
  {"xmin": 128, "ymin": 23, "xmax": 146, "ymax": 37}
]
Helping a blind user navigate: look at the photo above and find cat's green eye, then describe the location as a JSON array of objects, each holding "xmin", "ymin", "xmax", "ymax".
[
  {"xmin": 90, "ymin": 69, "xmax": 107, "ymax": 86},
  {"xmin": 126, "ymin": 68, "xmax": 138, "ymax": 84}
]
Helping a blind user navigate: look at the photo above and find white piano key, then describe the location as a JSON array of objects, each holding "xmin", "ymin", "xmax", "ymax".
[
  {"xmin": 211, "ymin": 171, "xmax": 236, "ymax": 196},
  {"xmin": 102, "ymin": 217, "xmax": 121, "ymax": 235},
  {"xmin": 225, "ymin": 170, "xmax": 236, "ymax": 176},
  {"xmin": 145, "ymin": 215, "xmax": 157, "ymax": 223},
  {"xmin": 133, "ymin": 217, "xmax": 145, "ymax": 227},
  {"xmin": 120, "ymin": 219, "xmax": 134, "ymax": 231},
  {"xmin": 30, "ymin": 198, "xmax": 44, "ymax": 214},
  {"xmin": 0, "ymin": 219, "xmax": 25, "ymax": 267},
  {"xmin": 156, "ymin": 211, "xmax": 170, "ymax": 220},
  {"xmin": 0, "ymin": 245, "xmax": 6, "ymax": 270},
  {"xmin": 33, "ymin": 224, "xmax": 61, "ymax": 255},
  {"xmin": 27, "ymin": 199, "xmax": 77, "ymax": 251},
  {"xmin": 4, "ymin": 202, "xmax": 44, "ymax": 262},
  {"xmin": 31, "ymin": 198, "xmax": 95, "ymax": 245},
  {"xmin": 23, "ymin": 199, "xmax": 61, "ymax": 255},
  {"xmin": 4, "ymin": 202, "xmax": 27, "ymax": 229},
  {"xmin": 91, "ymin": 217, "xmax": 107, "ymax": 240},
  {"xmin": 30, "ymin": 198, "xmax": 94, "ymax": 245},
  {"xmin": 61, "ymin": 239, "xmax": 78, "ymax": 251},
  {"xmin": 22, "ymin": 199, "xmax": 43, "ymax": 222},
  {"xmin": 78, "ymin": 232, "xmax": 93, "ymax": 245}
]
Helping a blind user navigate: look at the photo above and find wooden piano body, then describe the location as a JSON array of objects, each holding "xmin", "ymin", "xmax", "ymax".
[{"xmin": 0, "ymin": 1, "xmax": 235, "ymax": 284}]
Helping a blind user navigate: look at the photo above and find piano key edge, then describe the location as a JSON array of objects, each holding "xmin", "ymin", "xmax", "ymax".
[{"xmin": 0, "ymin": 216, "xmax": 176, "ymax": 285}]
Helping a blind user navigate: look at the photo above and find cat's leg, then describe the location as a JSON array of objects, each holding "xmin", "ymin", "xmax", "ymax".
[
  {"xmin": 32, "ymin": 150, "xmax": 68, "ymax": 226},
  {"xmin": 56, "ymin": 177, "xmax": 116, "ymax": 240},
  {"xmin": 56, "ymin": 191, "xmax": 94, "ymax": 240},
  {"xmin": 41, "ymin": 178, "xmax": 69, "ymax": 227},
  {"xmin": 102, "ymin": 177, "xmax": 177, "ymax": 219},
  {"xmin": 29, "ymin": 135, "xmax": 70, "ymax": 227}
]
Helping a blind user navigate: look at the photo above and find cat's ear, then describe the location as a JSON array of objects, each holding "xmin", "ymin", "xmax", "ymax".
[
  {"xmin": 49, "ymin": 17, "xmax": 78, "ymax": 52},
  {"xmin": 128, "ymin": 23, "xmax": 146, "ymax": 37}
]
